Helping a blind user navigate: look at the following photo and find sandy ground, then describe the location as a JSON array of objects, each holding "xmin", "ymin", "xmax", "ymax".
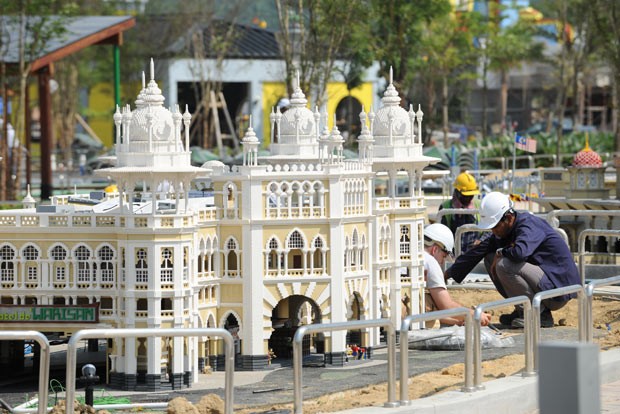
[{"xmin": 235, "ymin": 288, "xmax": 620, "ymax": 414}]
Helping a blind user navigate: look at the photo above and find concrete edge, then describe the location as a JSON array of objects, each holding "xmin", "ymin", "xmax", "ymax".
[{"xmin": 334, "ymin": 347, "xmax": 620, "ymax": 414}]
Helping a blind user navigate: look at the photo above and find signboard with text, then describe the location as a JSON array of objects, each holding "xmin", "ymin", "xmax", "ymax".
[{"xmin": 0, "ymin": 304, "xmax": 99, "ymax": 323}]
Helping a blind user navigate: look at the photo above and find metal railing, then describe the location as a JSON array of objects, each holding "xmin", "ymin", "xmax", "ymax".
[
  {"xmin": 0, "ymin": 331, "xmax": 50, "ymax": 414},
  {"xmin": 578, "ymin": 229, "xmax": 620, "ymax": 284},
  {"xmin": 292, "ymin": 319, "xmax": 397, "ymax": 414},
  {"xmin": 473, "ymin": 296, "xmax": 535, "ymax": 389},
  {"xmin": 547, "ymin": 210, "xmax": 620, "ymax": 251},
  {"xmin": 65, "ymin": 328, "xmax": 234, "ymax": 414},
  {"xmin": 399, "ymin": 308, "xmax": 473, "ymax": 405},
  {"xmin": 532, "ymin": 285, "xmax": 586, "ymax": 369},
  {"xmin": 585, "ymin": 275, "xmax": 620, "ymax": 342}
]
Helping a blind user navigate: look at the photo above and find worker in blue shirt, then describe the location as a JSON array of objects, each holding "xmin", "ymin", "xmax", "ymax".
[{"xmin": 444, "ymin": 192, "xmax": 580, "ymax": 328}]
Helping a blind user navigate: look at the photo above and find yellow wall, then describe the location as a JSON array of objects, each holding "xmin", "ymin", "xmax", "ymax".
[
  {"xmin": 88, "ymin": 81, "xmax": 142, "ymax": 148},
  {"xmin": 261, "ymin": 81, "xmax": 374, "ymax": 147}
]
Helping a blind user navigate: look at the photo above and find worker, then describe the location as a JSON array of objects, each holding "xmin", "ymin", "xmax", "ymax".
[
  {"xmin": 439, "ymin": 172, "xmax": 483, "ymax": 253},
  {"xmin": 444, "ymin": 192, "xmax": 580, "ymax": 328},
  {"xmin": 424, "ymin": 223, "xmax": 491, "ymax": 327}
]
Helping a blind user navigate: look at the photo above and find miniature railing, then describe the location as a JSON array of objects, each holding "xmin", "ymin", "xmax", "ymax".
[
  {"xmin": 532, "ymin": 285, "xmax": 586, "ymax": 369},
  {"xmin": 65, "ymin": 328, "xmax": 234, "ymax": 414},
  {"xmin": 584, "ymin": 275, "xmax": 620, "ymax": 342},
  {"xmin": 473, "ymin": 296, "xmax": 535, "ymax": 389},
  {"xmin": 578, "ymin": 229, "xmax": 620, "ymax": 284},
  {"xmin": 0, "ymin": 331, "xmax": 50, "ymax": 414},
  {"xmin": 400, "ymin": 308, "xmax": 473, "ymax": 405},
  {"xmin": 293, "ymin": 319, "xmax": 397, "ymax": 414},
  {"xmin": 547, "ymin": 209, "xmax": 620, "ymax": 239}
]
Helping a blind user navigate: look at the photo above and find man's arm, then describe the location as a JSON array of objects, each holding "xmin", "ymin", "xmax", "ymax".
[
  {"xmin": 428, "ymin": 287, "xmax": 490, "ymax": 326},
  {"xmin": 445, "ymin": 236, "xmax": 493, "ymax": 283}
]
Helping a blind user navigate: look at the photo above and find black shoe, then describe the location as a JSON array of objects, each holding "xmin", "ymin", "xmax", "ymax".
[
  {"xmin": 540, "ymin": 309, "xmax": 554, "ymax": 328},
  {"xmin": 511, "ymin": 309, "xmax": 555, "ymax": 328},
  {"xmin": 499, "ymin": 309, "xmax": 523, "ymax": 326}
]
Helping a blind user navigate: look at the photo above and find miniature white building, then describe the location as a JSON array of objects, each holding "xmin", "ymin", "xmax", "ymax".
[{"xmin": 0, "ymin": 62, "xmax": 438, "ymax": 390}]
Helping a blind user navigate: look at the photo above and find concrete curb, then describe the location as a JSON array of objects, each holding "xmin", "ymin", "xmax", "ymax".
[{"xmin": 334, "ymin": 348, "xmax": 620, "ymax": 414}]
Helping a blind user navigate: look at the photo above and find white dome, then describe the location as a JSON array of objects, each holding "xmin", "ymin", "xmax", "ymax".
[
  {"xmin": 278, "ymin": 84, "xmax": 317, "ymax": 144},
  {"xmin": 372, "ymin": 81, "xmax": 411, "ymax": 139},
  {"xmin": 129, "ymin": 105, "xmax": 174, "ymax": 142}
]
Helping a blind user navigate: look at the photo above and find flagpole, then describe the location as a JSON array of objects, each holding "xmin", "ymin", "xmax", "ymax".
[{"xmin": 511, "ymin": 133, "xmax": 516, "ymax": 195}]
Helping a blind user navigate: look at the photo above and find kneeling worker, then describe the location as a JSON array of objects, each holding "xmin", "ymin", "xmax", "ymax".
[
  {"xmin": 444, "ymin": 192, "xmax": 580, "ymax": 328},
  {"xmin": 424, "ymin": 223, "xmax": 491, "ymax": 327}
]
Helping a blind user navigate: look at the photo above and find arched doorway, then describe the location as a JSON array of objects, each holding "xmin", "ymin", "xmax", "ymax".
[
  {"xmin": 346, "ymin": 292, "xmax": 364, "ymax": 346},
  {"xmin": 269, "ymin": 295, "xmax": 322, "ymax": 360}
]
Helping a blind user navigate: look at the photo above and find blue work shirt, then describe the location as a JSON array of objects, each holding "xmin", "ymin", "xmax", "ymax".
[{"xmin": 445, "ymin": 211, "xmax": 580, "ymax": 301}]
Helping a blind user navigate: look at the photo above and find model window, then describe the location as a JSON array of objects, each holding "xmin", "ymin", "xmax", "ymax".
[
  {"xmin": 75, "ymin": 246, "xmax": 92, "ymax": 283},
  {"xmin": 0, "ymin": 245, "xmax": 15, "ymax": 282},
  {"xmin": 136, "ymin": 248, "xmax": 148, "ymax": 283},
  {"xmin": 161, "ymin": 248, "xmax": 174, "ymax": 283},
  {"xmin": 399, "ymin": 226, "xmax": 410, "ymax": 254},
  {"xmin": 98, "ymin": 246, "xmax": 115, "ymax": 282}
]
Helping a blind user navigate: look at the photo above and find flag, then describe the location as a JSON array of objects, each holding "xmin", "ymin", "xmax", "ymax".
[{"xmin": 515, "ymin": 134, "xmax": 537, "ymax": 153}]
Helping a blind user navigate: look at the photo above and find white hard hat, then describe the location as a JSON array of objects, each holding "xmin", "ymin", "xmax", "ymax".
[
  {"xmin": 424, "ymin": 223, "xmax": 454, "ymax": 254},
  {"xmin": 478, "ymin": 192, "xmax": 513, "ymax": 229}
]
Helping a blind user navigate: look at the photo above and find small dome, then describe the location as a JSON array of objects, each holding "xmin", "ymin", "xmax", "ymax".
[
  {"xmin": 372, "ymin": 72, "xmax": 411, "ymax": 139},
  {"xmin": 573, "ymin": 137, "xmax": 602, "ymax": 167},
  {"xmin": 278, "ymin": 79, "xmax": 317, "ymax": 144},
  {"xmin": 129, "ymin": 106, "xmax": 174, "ymax": 142}
]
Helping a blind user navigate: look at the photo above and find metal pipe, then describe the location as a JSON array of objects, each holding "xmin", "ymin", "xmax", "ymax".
[
  {"xmin": 292, "ymin": 318, "xmax": 397, "ymax": 414},
  {"xmin": 65, "ymin": 328, "xmax": 234, "ymax": 414},
  {"xmin": 532, "ymin": 285, "xmax": 584, "ymax": 369},
  {"xmin": 399, "ymin": 307, "xmax": 471, "ymax": 405},
  {"xmin": 585, "ymin": 275, "xmax": 620, "ymax": 341},
  {"xmin": 473, "ymin": 296, "xmax": 534, "ymax": 389},
  {"xmin": 0, "ymin": 331, "xmax": 49, "ymax": 414}
]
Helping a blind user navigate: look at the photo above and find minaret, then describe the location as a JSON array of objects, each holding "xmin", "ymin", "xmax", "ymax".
[
  {"xmin": 242, "ymin": 115, "xmax": 259, "ymax": 167},
  {"xmin": 22, "ymin": 184, "xmax": 36, "ymax": 209}
]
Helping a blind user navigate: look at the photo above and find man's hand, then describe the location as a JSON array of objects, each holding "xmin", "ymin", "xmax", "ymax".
[{"xmin": 479, "ymin": 312, "xmax": 491, "ymax": 326}]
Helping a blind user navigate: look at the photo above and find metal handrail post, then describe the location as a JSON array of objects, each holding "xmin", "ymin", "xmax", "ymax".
[
  {"xmin": 399, "ymin": 307, "xmax": 472, "ymax": 405},
  {"xmin": 585, "ymin": 275, "xmax": 620, "ymax": 342},
  {"xmin": 0, "ymin": 331, "xmax": 50, "ymax": 414},
  {"xmin": 65, "ymin": 328, "xmax": 234, "ymax": 414},
  {"xmin": 532, "ymin": 285, "xmax": 584, "ymax": 369},
  {"xmin": 293, "ymin": 318, "xmax": 397, "ymax": 414},
  {"xmin": 473, "ymin": 296, "xmax": 534, "ymax": 389}
]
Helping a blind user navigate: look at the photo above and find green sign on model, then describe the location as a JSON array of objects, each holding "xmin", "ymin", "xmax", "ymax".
[{"xmin": 0, "ymin": 304, "xmax": 99, "ymax": 323}]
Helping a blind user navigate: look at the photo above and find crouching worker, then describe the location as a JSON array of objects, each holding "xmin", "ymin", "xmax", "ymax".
[
  {"xmin": 444, "ymin": 192, "xmax": 580, "ymax": 328},
  {"xmin": 424, "ymin": 223, "xmax": 491, "ymax": 327}
]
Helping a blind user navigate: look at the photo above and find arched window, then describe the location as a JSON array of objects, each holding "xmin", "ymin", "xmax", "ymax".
[
  {"xmin": 287, "ymin": 230, "xmax": 305, "ymax": 271},
  {"xmin": 225, "ymin": 238, "xmax": 239, "ymax": 275},
  {"xmin": 23, "ymin": 245, "xmax": 40, "ymax": 282},
  {"xmin": 267, "ymin": 237, "xmax": 280, "ymax": 270},
  {"xmin": 51, "ymin": 245, "xmax": 67, "ymax": 282},
  {"xmin": 0, "ymin": 245, "xmax": 15, "ymax": 282},
  {"xmin": 399, "ymin": 225, "xmax": 410, "ymax": 255},
  {"xmin": 161, "ymin": 248, "xmax": 174, "ymax": 283},
  {"xmin": 98, "ymin": 246, "xmax": 115, "ymax": 282},
  {"xmin": 136, "ymin": 248, "xmax": 148, "ymax": 283},
  {"xmin": 75, "ymin": 245, "xmax": 92, "ymax": 283}
]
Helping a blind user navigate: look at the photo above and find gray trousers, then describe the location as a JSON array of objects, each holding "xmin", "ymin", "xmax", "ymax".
[{"xmin": 484, "ymin": 252, "xmax": 567, "ymax": 312}]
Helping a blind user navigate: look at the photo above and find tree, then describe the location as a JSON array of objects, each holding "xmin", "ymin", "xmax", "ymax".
[
  {"xmin": 0, "ymin": 1, "xmax": 74, "ymax": 200},
  {"xmin": 589, "ymin": 0, "xmax": 620, "ymax": 152},
  {"xmin": 417, "ymin": 10, "xmax": 481, "ymax": 146},
  {"xmin": 480, "ymin": 3, "xmax": 544, "ymax": 137},
  {"xmin": 367, "ymin": 0, "xmax": 451, "ymax": 105},
  {"xmin": 275, "ymin": 0, "xmax": 363, "ymax": 109}
]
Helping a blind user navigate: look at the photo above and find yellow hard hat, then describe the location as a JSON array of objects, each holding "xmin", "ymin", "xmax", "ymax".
[
  {"xmin": 104, "ymin": 184, "xmax": 118, "ymax": 193},
  {"xmin": 454, "ymin": 172, "xmax": 479, "ymax": 196}
]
